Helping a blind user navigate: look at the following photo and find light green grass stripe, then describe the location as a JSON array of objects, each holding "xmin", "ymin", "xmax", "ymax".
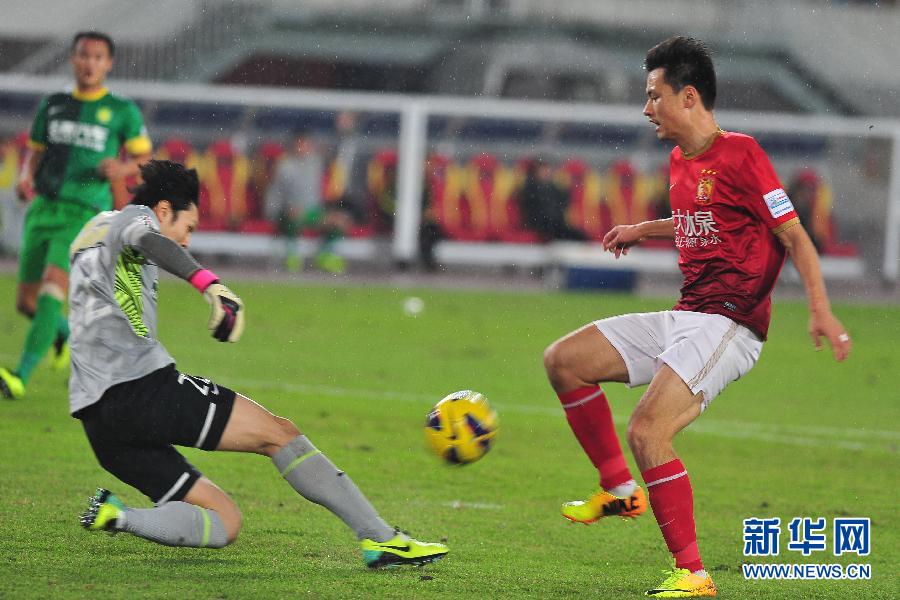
[
  {"xmin": 199, "ymin": 507, "xmax": 210, "ymax": 548},
  {"xmin": 279, "ymin": 450, "xmax": 322, "ymax": 477}
]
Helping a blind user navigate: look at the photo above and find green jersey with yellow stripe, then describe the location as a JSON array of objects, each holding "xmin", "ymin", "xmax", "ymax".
[{"xmin": 28, "ymin": 87, "xmax": 151, "ymax": 211}]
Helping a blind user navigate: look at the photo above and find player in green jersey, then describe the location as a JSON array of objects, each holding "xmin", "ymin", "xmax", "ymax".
[{"xmin": 0, "ymin": 31, "xmax": 152, "ymax": 400}]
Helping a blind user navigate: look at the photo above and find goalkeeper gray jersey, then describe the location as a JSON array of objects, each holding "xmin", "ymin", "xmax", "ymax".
[{"xmin": 68, "ymin": 205, "xmax": 175, "ymax": 415}]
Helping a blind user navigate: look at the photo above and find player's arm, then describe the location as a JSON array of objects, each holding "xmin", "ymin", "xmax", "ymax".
[
  {"xmin": 15, "ymin": 147, "xmax": 43, "ymax": 201},
  {"xmin": 125, "ymin": 227, "xmax": 245, "ymax": 343},
  {"xmin": 18, "ymin": 96, "xmax": 50, "ymax": 202},
  {"xmin": 602, "ymin": 218, "xmax": 675, "ymax": 258},
  {"xmin": 776, "ymin": 222, "xmax": 850, "ymax": 361},
  {"xmin": 98, "ymin": 151, "xmax": 152, "ymax": 182}
]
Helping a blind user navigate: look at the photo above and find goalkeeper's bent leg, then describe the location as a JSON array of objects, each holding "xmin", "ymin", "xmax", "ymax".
[
  {"xmin": 121, "ymin": 501, "xmax": 230, "ymax": 548},
  {"xmin": 273, "ymin": 434, "xmax": 395, "ymax": 542}
]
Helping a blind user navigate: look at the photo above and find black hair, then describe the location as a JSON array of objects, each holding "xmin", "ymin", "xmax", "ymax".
[
  {"xmin": 645, "ymin": 36, "xmax": 716, "ymax": 110},
  {"xmin": 71, "ymin": 31, "xmax": 115, "ymax": 57},
  {"xmin": 130, "ymin": 160, "xmax": 199, "ymax": 214}
]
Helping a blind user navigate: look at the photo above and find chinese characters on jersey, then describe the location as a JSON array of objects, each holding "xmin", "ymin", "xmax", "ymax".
[{"xmin": 673, "ymin": 209, "xmax": 722, "ymax": 249}]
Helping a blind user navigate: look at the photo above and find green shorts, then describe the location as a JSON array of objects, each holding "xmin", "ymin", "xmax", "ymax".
[{"xmin": 18, "ymin": 195, "xmax": 98, "ymax": 283}]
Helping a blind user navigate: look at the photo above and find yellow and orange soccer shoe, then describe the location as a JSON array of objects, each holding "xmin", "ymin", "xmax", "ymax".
[
  {"xmin": 645, "ymin": 566, "xmax": 717, "ymax": 597},
  {"xmin": 561, "ymin": 486, "xmax": 647, "ymax": 524}
]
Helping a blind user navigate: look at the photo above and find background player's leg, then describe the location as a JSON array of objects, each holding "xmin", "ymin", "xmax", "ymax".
[
  {"xmin": 16, "ymin": 282, "xmax": 69, "ymax": 364},
  {"xmin": 544, "ymin": 325, "xmax": 636, "ymax": 496},
  {"xmin": 15, "ymin": 265, "xmax": 68, "ymax": 386},
  {"xmin": 628, "ymin": 365, "xmax": 706, "ymax": 576},
  {"xmin": 15, "ymin": 282, "xmax": 40, "ymax": 317},
  {"xmin": 218, "ymin": 394, "xmax": 395, "ymax": 542}
]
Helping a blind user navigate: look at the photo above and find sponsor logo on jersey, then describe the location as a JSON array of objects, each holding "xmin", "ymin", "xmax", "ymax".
[
  {"xmin": 763, "ymin": 188, "xmax": 795, "ymax": 219},
  {"xmin": 96, "ymin": 107, "xmax": 113, "ymax": 124},
  {"xmin": 48, "ymin": 120, "xmax": 109, "ymax": 152},
  {"xmin": 673, "ymin": 208, "xmax": 723, "ymax": 249},
  {"xmin": 696, "ymin": 169, "xmax": 717, "ymax": 205}
]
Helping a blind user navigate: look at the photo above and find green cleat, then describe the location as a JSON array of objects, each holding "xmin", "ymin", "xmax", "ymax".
[
  {"xmin": 314, "ymin": 251, "xmax": 346, "ymax": 274},
  {"xmin": 361, "ymin": 531, "xmax": 448, "ymax": 569},
  {"xmin": 0, "ymin": 368, "xmax": 25, "ymax": 400},
  {"xmin": 80, "ymin": 488, "xmax": 126, "ymax": 532}
]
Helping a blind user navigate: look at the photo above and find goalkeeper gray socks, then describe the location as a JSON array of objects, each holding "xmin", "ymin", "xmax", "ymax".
[
  {"xmin": 273, "ymin": 435, "xmax": 395, "ymax": 542},
  {"xmin": 119, "ymin": 501, "xmax": 229, "ymax": 548}
]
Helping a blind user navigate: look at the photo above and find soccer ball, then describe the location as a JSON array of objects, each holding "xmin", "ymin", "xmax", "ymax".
[{"xmin": 424, "ymin": 390, "xmax": 498, "ymax": 465}]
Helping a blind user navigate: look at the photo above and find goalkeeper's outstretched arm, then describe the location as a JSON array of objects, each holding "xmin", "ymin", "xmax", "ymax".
[{"xmin": 128, "ymin": 228, "xmax": 245, "ymax": 343}]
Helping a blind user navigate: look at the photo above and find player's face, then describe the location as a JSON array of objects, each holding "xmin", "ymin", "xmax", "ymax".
[
  {"xmin": 158, "ymin": 203, "xmax": 199, "ymax": 248},
  {"xmin": 643, "ymin": 68, "xmax": 685, "ymax": 142},
  {"xmin": 71, "ymin": 39, "xmax": 113, "ymax": 91}
]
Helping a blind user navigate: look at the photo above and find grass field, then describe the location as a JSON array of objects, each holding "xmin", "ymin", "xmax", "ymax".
[{"xmin": 0, "ymin": 273, "xmax": 897, "ymax": 599}]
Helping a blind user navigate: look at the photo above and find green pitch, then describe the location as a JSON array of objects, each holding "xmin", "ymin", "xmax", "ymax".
[{"xmin": 0, "ymin": 274, "xmax": 896, "ymax": 599}]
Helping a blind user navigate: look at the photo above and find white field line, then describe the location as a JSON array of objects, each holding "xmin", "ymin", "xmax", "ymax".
[
  {"xmin": 225, "ymin": 377, "xmax": 899, "ymax": 454},
  {"xmin": 444, "ymin": 500, "xmax": 505, "ymax": 510}
]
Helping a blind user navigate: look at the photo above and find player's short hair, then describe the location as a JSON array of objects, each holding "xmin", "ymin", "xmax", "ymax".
[
  {"xmin": 71, "ymin": 31, "xmax": 115, "ymax": 57},
  {"xmin": 131, "ymin": 160, "xmax": 199, "ymax": 214},
  {"xmin": 645, "ymin": 36, "xmax": 716, "ymax": 110}
]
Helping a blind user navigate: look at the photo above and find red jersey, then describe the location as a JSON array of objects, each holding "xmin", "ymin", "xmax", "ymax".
[{"xmin": 668, "ymin": 131, "xmax": 799, "ymax": 339}]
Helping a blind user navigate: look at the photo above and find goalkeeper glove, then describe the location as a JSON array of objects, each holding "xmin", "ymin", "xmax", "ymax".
[{"xmin": 203, "ymin": 282, "xmax": 245, "ymax": 342}]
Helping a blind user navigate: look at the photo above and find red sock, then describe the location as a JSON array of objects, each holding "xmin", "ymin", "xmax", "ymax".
[
  {"xmin": 558, "ymin": 386, "xmax": 632, "ymax": 490},
  {"xmin": 642, "ymin": 459, "xmax": 703, "ymax": 573}
]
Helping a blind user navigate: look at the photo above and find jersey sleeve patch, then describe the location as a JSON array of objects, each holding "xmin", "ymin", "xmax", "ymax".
[
  {"xmin": 763, "ymin": 188, "xmax": 795, "ymax": 219},
  {"xmin": 125, "ymin": 135, "xmax": 152, "ymax": 156}
]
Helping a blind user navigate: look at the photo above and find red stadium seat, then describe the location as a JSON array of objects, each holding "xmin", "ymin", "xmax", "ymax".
[
  {"xmin": 788, "ymin": 168, "xmax": 858, "ymax": 256},
  {"xmin": 560, "ymin": 158, "xmax": 608, "ymax": 241},
  {"xmin": 366, "ymin": 148, "xmax": 398, "ymax": 233},
  {"xmin": 429, "ymin": 154, "xmax": 489, "ymax": 241},
  {"xmin": 242, "ymin": 141, "xmax": 285, "ymax": 234},
  {"xmin": 198, "ymin": 139, "xmax": 250, "ymax": 231}
]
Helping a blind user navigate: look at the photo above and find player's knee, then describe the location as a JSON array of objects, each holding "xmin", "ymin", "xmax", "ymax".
[
  {"xmin": 275, "ymin": 415, "xmax": 300, "ymax": 440},
  {"xmin": 626, "ymin": 414, "xmax": 654, "ymax": 455},
  {"xmin": 543, "ymin": 342, "xmax": 568, "ymax": 381},
  {"xmin": 260, "ymin": 416, "xmax": 300, "ymax": 457},
  {"xmin": 222, "ymin": 507, "xmax": 242, "ymax": 545}
]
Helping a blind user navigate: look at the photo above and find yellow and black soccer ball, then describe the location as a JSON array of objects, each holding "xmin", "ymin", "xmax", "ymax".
[{"xmin": 425, "ymin": 390, "xmax": 498, "ymax": 465}]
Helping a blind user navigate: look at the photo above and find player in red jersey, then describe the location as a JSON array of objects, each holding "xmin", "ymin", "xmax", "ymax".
[{"xmin": 544, "ymin": 36, "xmax": 851, "ymax": 598}]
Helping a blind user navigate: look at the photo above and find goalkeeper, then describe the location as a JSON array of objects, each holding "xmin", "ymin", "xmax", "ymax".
[{"xmin": 72, "ymin": 160, "xmax": 448, "ymax": 568}]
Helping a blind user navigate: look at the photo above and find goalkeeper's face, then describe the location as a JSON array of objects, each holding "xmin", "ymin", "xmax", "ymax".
[{"xmin": 157, "ymin": 202, "xmax": 199, "ymax": 248}]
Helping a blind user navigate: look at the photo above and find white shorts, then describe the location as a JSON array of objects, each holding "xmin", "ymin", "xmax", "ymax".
[{"xmin": 595, "ymin": 311, "xmax": 763, "ymax": 411}]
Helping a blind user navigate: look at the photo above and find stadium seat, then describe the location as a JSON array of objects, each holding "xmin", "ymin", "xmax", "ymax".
[
  {"xmin": 198, "ymin": 139, "xmax": 250, "ymax": 231},
  {"xmin": 366, "ymin": 148, "xmax": 399, "ymax": 233},
  {"xmin": 323, "ymin": 147, "xmax": 375, "ymax": 238},
  {"xmin": 156, "ymin": 137, "xmax": 199, "ymax": 168},
  {"xmin": 789, "ymin": 168, "xmax": 858, "ymax": 256},
  {"xmin": 0, "ymin": 134, "xmax": 24, "ymax": 190},
  {"xmin": 243, "ymin": 141, "xmax": 284, "ymax": 234},
  {"xmin": 560, "ymin": 158, "xmax": 608, "ymax": 241},
  {"xmin": 431, "ymin": 154, "xmax": 493, "ymax": 241}
]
